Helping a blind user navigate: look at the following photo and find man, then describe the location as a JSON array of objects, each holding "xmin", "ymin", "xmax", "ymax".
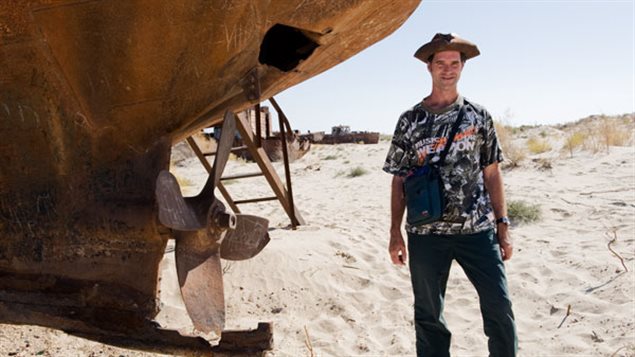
[{"xmin": 383, "ymin": 33, "xmax": 517, "ymax": 356}]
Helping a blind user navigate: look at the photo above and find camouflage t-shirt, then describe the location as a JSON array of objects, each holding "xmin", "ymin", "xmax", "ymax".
[{"xmin": 383, "ymin": 96, "xmax": 503, "ymax": 235}]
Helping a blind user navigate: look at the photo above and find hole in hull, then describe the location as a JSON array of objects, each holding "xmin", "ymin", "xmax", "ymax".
[{"xmin": 259, "ymin": 24, "xmax": 319, "ymax": 72}]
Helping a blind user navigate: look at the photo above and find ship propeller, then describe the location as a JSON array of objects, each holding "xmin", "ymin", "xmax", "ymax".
[{"xmin": 155, "ymin": 111, "xmax": 270, "ymax": 337}]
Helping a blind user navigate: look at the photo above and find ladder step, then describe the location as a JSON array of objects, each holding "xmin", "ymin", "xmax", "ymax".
[
  {"xmin": 234, "ymin": 196, "xmax": 278, "ymax": 205},
  {"xmin": 221, "ymin": 172, "xmax": 264, "ymax": 180},
  {"xmin": 203, "ymin": 145, "xmax": 248, "ymax": 156}
]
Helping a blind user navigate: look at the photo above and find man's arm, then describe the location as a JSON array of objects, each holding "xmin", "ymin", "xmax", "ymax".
[
  {"xmin": 390, "ymin": 175, "xmax": 407, "ymax": 265},
  {"xmin": 483, "ymin": 162, "xmax": 513, "ymax": 261}
]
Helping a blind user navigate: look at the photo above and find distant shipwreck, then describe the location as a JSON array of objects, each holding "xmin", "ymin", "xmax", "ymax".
[
  {"xmin": 301, "ymin": 125, "xmax": 380, "ymax": 144},
  {"xmin": 205, "ymin": 104, "xmax": 312, "ymax": 163}
]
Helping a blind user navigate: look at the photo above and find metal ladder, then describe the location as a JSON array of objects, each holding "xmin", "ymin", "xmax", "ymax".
[{"xmin": 185, "ymin": 97, "xmax": 304, "ymax": 228}]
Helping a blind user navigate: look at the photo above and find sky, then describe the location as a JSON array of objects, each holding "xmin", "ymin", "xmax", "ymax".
[{"xmin": 273, "ymin": 0, "xmax": 635, "ymax": 134}]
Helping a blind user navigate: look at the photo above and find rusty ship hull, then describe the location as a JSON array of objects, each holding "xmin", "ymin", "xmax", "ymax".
[{"xmin": 0, "ymin": 0, "xmax": 420, "ymax": 350}]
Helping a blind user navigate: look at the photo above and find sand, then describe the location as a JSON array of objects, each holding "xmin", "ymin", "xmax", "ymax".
[{"xmin": 1, "ymin": 121, "xmax": 634, "ymax": 356}]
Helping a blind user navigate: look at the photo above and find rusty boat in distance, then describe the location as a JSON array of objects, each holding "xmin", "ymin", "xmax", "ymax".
[
  {"xmin": 229, "ymin": 105, "xmax": 312, "ymax": 163},
  {"xmin": 0, "ymin": 0, "xmax": 420, "ymax": 354},
  {"xmin": 302, "ymin": 125, "xmax": 380, "ymax": 144}
]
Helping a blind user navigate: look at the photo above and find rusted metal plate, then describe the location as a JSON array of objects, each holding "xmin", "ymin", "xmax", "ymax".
[{"xmin": 0, "ymin": 0, "xmax": 421, "ymax": 350}]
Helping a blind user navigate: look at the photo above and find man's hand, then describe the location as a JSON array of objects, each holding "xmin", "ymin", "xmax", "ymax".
[
  {"xmin": 389, "ymin": 229, "xmax": 407, "ymax": 265},
  {"xmin": 497, "ymin": 224, "xmax": 513, "ymax": 261},
  {"xmin": 389, "ymin": 175, "xmax": 407, "ymax": 266},
  {"xmin": 483, "ymin": 162, "xmax": 512, "ymax": 261}
]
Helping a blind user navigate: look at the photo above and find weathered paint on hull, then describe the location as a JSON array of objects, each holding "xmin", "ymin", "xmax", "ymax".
[{"xmin": 0, "ymin": 0, "xmax": 420, "ymax": 340}]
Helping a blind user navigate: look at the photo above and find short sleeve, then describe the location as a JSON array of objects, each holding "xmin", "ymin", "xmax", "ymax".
[
  {"xmin": 383, "ymin": 113, "xmax": 412, "ymax": 176},
  {"xmin": 480, "ymin": 110, "xmax": 504, "ymax": 168}
]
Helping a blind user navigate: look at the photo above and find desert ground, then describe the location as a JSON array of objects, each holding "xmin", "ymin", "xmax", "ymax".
[{"xmin": 1, "ymin": 115, "xmax": 634, "ymax": 356}]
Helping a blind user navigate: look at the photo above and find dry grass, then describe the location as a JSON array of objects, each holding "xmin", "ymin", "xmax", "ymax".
[
  {"xmin": 563, "ymin": 114, "xmax": 634, "ymax": 154},
  {"xmin": 582, "ymin": 130, "xmax": 604, "ymax": 153},
  {"xmin": 496, "ymin": 114, "xmax": 632, "ymax": 166},
  {"xmin": 563, "ymin": 131, "xmax": 587, "ymax": 158},
  {"xmin": 598, "ymin": 116, "xmax": 630, "ymax": 153},
  {"xmin": 508, "ymin": 200, "xmax": 542, "ymax": 224},
  {"xmin": 495, "ymin": 121, "xmax": 526, "ymax": 168},
  {"xmin": 526, "ymin": 136, "xmax": 552, "ymax": 155},
  {"xmin": 533, "ymin": 158, "xmax": 553, "ymax": 171}
]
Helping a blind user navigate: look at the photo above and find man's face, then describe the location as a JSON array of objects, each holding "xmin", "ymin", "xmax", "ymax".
[{"xmin": 427, "ymin": 50, "xmax": 464, "ymax": 90}]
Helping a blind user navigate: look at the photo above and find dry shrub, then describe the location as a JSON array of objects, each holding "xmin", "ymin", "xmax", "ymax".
[
  {"xmin": 533, "ymin": 158, "xmax": 552, "ymax": 171},
  {"xmin": 560, "ymin": 114, "xmax": 633, "ymax": 154},
  {"xmin": 508, "ymin": 200, "xmax": 541, "ymax": 224},
  {"xmin": 623, "ymin": 117, "xmax": 635, "ymax": 146},
  {"xmin": 495, "ymin": 121, "xmax": 526, "ymax": 168},
  {"xmin": 563, "ymin": 131, "xmax": 587, "ymax": 157},
  {"xmin": 347, "ymin": 166, "xmax": 367, "ymax": 177},
  {"xmin": 582, "ymin": 129, "xmax": 604, "ymax": 153},
  {"xmin": 581, "ymin": 116, "xmax": 630, "ymax": 153},
  {"xmin": 526, "ymin": 137, "xmax": 552, "ymax": 154},
  {"xmin": 598, "ymin": 116, "xmax": 630, "ymax": 153}
]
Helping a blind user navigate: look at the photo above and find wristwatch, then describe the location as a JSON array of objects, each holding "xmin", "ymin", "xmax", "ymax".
[{"xmin": 496, "ymin": 217, "xmax": 510, "ymax": 226}]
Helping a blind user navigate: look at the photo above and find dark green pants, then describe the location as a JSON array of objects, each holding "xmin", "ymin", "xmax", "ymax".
[{"xmin": 407, "ymin": 229, "xmax": 517, "ymax": 357}]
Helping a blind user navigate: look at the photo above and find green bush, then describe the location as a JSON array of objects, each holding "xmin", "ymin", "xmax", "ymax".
[
  {"xmin": 507, "ymin": 200, "xmax": 541, "ymax": 224},
  {"xmin": 347, "ymin": 166, "xmax": 368, "ymax": 178}
]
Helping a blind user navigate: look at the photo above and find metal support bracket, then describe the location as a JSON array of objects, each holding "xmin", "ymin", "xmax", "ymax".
[{"xmin": 240, "ymin": 67, "xmax": 261, "ymax": 102}]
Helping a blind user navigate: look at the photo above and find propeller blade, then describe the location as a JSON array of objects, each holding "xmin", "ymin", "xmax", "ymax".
[
  {"xmin": 196, "ymin": 111, "xmax": 237, "ymax": 200},
  {"xmin": 158, "ymin": 111, "xmax": 239, "ymax": 337},
  {"xmin": 155, "ymin": 170, "xmax": 205, "ymax": 231},
  {"xmin": 175, "ymin": 230, "xmax": 225, "ymax": 336},
  {"xmin": 220, "ymin": 214, "xmax": 270, "ymax": 261},
  {"xmin": 212, "ymin": 111, "xmax": 237, "ymax": 188}
]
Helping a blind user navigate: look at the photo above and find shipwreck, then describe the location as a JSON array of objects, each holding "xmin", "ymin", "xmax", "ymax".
[{"xmin": 0, "ymin": 0, "xmax": 420, "ymax": 354}]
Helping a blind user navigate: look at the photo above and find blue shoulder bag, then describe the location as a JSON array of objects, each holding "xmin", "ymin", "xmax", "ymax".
[{"xmin": 404, "ymin": 105, "xmax": 465, "ymax": 226}]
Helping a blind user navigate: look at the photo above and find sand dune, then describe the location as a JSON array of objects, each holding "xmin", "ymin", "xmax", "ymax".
[{"xmin": 1, "ymin": 119, "xmax": 634, "ymax": 356}]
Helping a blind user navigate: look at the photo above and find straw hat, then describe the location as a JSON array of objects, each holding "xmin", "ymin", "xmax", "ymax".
[{"xmin": 414, "ymin": 33, "xmax": 480, "ymax": 63}]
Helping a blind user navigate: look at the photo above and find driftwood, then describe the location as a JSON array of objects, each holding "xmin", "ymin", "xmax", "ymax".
[
  {"xmin": 557, "ymin": 304, "xmax": 572, "ymax": 329},
  {"xmin": 304, "ymin": 325, "xmax": 315, "ymax": 357},
  {"xmin": 605, "ymin": 229, "xmax": 629, "ymax": 272},
  {"xmin": 585, "ymin": 226, "xmax": 630, "ymax": 294}
]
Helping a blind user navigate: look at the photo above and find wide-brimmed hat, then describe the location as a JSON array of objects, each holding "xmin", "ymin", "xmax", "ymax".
[{"xmin": 414, "ymin": 33, "xmax": 480, "ymax": 63}]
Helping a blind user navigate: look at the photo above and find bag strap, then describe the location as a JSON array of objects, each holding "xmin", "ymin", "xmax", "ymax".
[{"xmin": 437, "ymin": 104, "xmax": 465, "ymax": 165}]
